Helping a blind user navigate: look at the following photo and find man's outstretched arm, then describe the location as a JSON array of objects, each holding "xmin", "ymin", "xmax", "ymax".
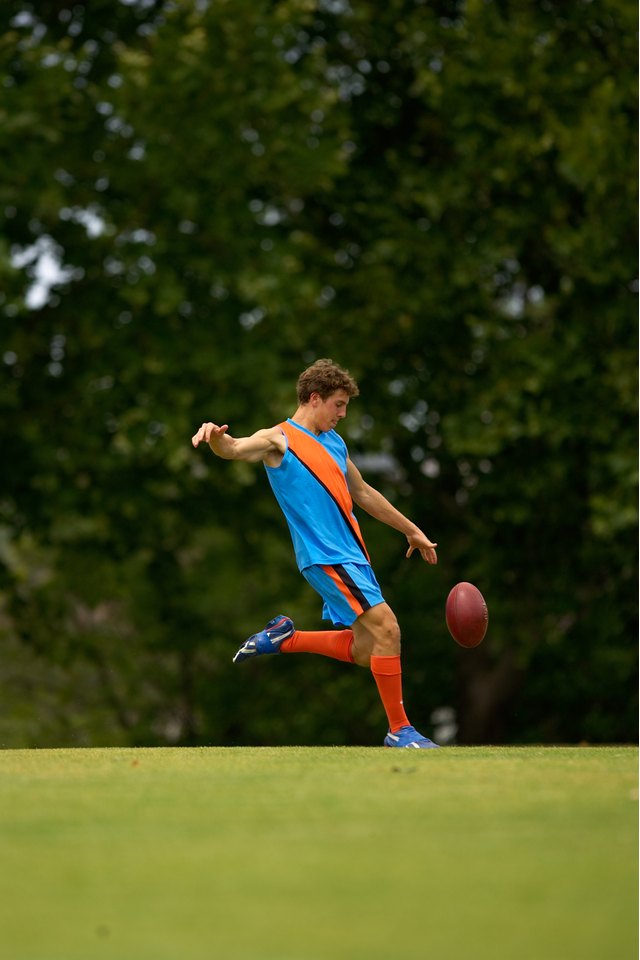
[
  {"xmin": 192, "ymin": 422, "xmax": 285, "ymax": 464},
  {"xmin": 346, "ymin": 458, "xmax": 438, "ymax": 564}
]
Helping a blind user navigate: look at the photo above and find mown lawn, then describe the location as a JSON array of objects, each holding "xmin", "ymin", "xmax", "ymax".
[{"xmin": 0, "ymin": 746, "xmax": 636, "ymax": 960}]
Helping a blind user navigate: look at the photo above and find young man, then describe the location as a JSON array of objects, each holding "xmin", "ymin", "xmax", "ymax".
[{"xmin": 191, "ymin": 359, "xmax": 439, "ymax": 748}]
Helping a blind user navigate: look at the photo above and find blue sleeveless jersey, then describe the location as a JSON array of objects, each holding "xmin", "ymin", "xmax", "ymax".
[{"xmin": 264, "ymin": 419, "xmax": 370, "ymax": 572}]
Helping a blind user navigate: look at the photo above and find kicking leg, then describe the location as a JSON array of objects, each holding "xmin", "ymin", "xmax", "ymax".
[
  {"xmin": 280, "ymin": 628, "xmax": 354, "ymax": 662},
  {"xmin": 233, "ymin": 615, "xmax": 354, "ymax": 664}
]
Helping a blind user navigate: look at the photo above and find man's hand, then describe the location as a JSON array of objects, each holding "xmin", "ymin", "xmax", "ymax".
[
  {"xmin": 406, "ymin": 529, "xmax": 438, "ymax": 565},
  {"xmin": 192, "ymin": 422, "xmax": 233, "ymax": 457}
]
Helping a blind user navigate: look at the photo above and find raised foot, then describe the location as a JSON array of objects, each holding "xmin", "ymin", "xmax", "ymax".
[{"xmin": 232, "ymin": 615, "xmax": 295, "ymax": 664}]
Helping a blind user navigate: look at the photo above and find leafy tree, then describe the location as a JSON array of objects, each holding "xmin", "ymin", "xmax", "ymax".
[{"xmin": 0, "ymin": 0, "xmax": 636, "ymax": 747}]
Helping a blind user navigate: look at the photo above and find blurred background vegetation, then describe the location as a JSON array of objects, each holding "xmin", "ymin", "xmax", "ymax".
[{"xmin": 0, "ymin": 0, "xmax": 637, "ymax": 747}]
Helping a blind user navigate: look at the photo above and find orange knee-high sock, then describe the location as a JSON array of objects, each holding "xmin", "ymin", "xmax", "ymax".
[
  {"xmin": 370, "ymin": 655, "xmax": 410, "ymax": 733},
  {"xmin": 280, "ymin": 630, "xmax": 354, "ymax": 663}
]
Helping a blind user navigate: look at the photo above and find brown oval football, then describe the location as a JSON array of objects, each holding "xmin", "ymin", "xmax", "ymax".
[{"xmin": 445, "ymin": 582, "xmax": 488, "ymax": 648}]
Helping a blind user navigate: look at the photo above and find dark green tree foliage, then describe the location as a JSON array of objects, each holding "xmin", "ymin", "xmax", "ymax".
[{"xmin": 0, "ymin": 0, "xmax": 636, "ymax": 746}]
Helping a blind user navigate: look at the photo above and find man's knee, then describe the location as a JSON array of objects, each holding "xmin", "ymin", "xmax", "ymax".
[
  {"xmin": 369, "ymin": 602, "xmax": 400, "ymax": 630},
  {"xmin": 352, "ymin": 604, "xmax": 401, "ymax": 662}
]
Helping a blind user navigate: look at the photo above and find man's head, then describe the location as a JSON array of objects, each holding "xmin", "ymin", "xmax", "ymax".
[{"xmin": 296, "ymin": 359, "xmax": 359, "ymax": 405}]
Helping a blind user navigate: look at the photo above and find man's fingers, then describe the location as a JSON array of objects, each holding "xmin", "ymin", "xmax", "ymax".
[
  {"xmin": 192, "ymin": 423, "xmax": 209, "ymax": 447},
  {"xmin": 192, "ymin": 422, "xmax": 229, "ymax": 447},
  {"xmin": 406, "ymin": 538, "xmax": 438, "ymax": 563}
]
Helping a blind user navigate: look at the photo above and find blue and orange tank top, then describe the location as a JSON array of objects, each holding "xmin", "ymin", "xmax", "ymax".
[{"xmin": 264, "ymin": 419, "xmax": 370, "ymax": 572}]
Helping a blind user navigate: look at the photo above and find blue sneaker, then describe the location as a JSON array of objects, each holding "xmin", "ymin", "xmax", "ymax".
[
  {"xmin": 384, "ymin": 725, "xmax": 439, "ymax": 749},
  {"xmin": 233, "ymin": 615, "xmax": 295, "ymax": 664}
]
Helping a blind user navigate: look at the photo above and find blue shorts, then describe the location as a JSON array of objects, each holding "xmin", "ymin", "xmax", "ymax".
[{"xmin": 301, "ymin": 562, "xmax": 385, "ymax": 627}]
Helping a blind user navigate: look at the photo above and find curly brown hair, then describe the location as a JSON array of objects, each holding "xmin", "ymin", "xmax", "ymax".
[{"xmin": 296, "ymin": 359, "xmax": 360, "ymax": 404}]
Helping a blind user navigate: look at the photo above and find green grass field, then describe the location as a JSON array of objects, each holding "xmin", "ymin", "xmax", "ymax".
[{"xmin": 0, "ymin": 746, "xmax": 636, "ymax": 960}]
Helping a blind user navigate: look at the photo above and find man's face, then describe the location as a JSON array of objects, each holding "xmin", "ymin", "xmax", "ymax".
[{"xmin": 311, "ymin": 389, "xmax": 350, "ymax": 432}]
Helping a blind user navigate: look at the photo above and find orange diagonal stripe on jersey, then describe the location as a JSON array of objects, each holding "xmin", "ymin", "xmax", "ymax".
[{"xmin": 280, "ymin": 422, "xmax": 369, "ymax": 561}]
